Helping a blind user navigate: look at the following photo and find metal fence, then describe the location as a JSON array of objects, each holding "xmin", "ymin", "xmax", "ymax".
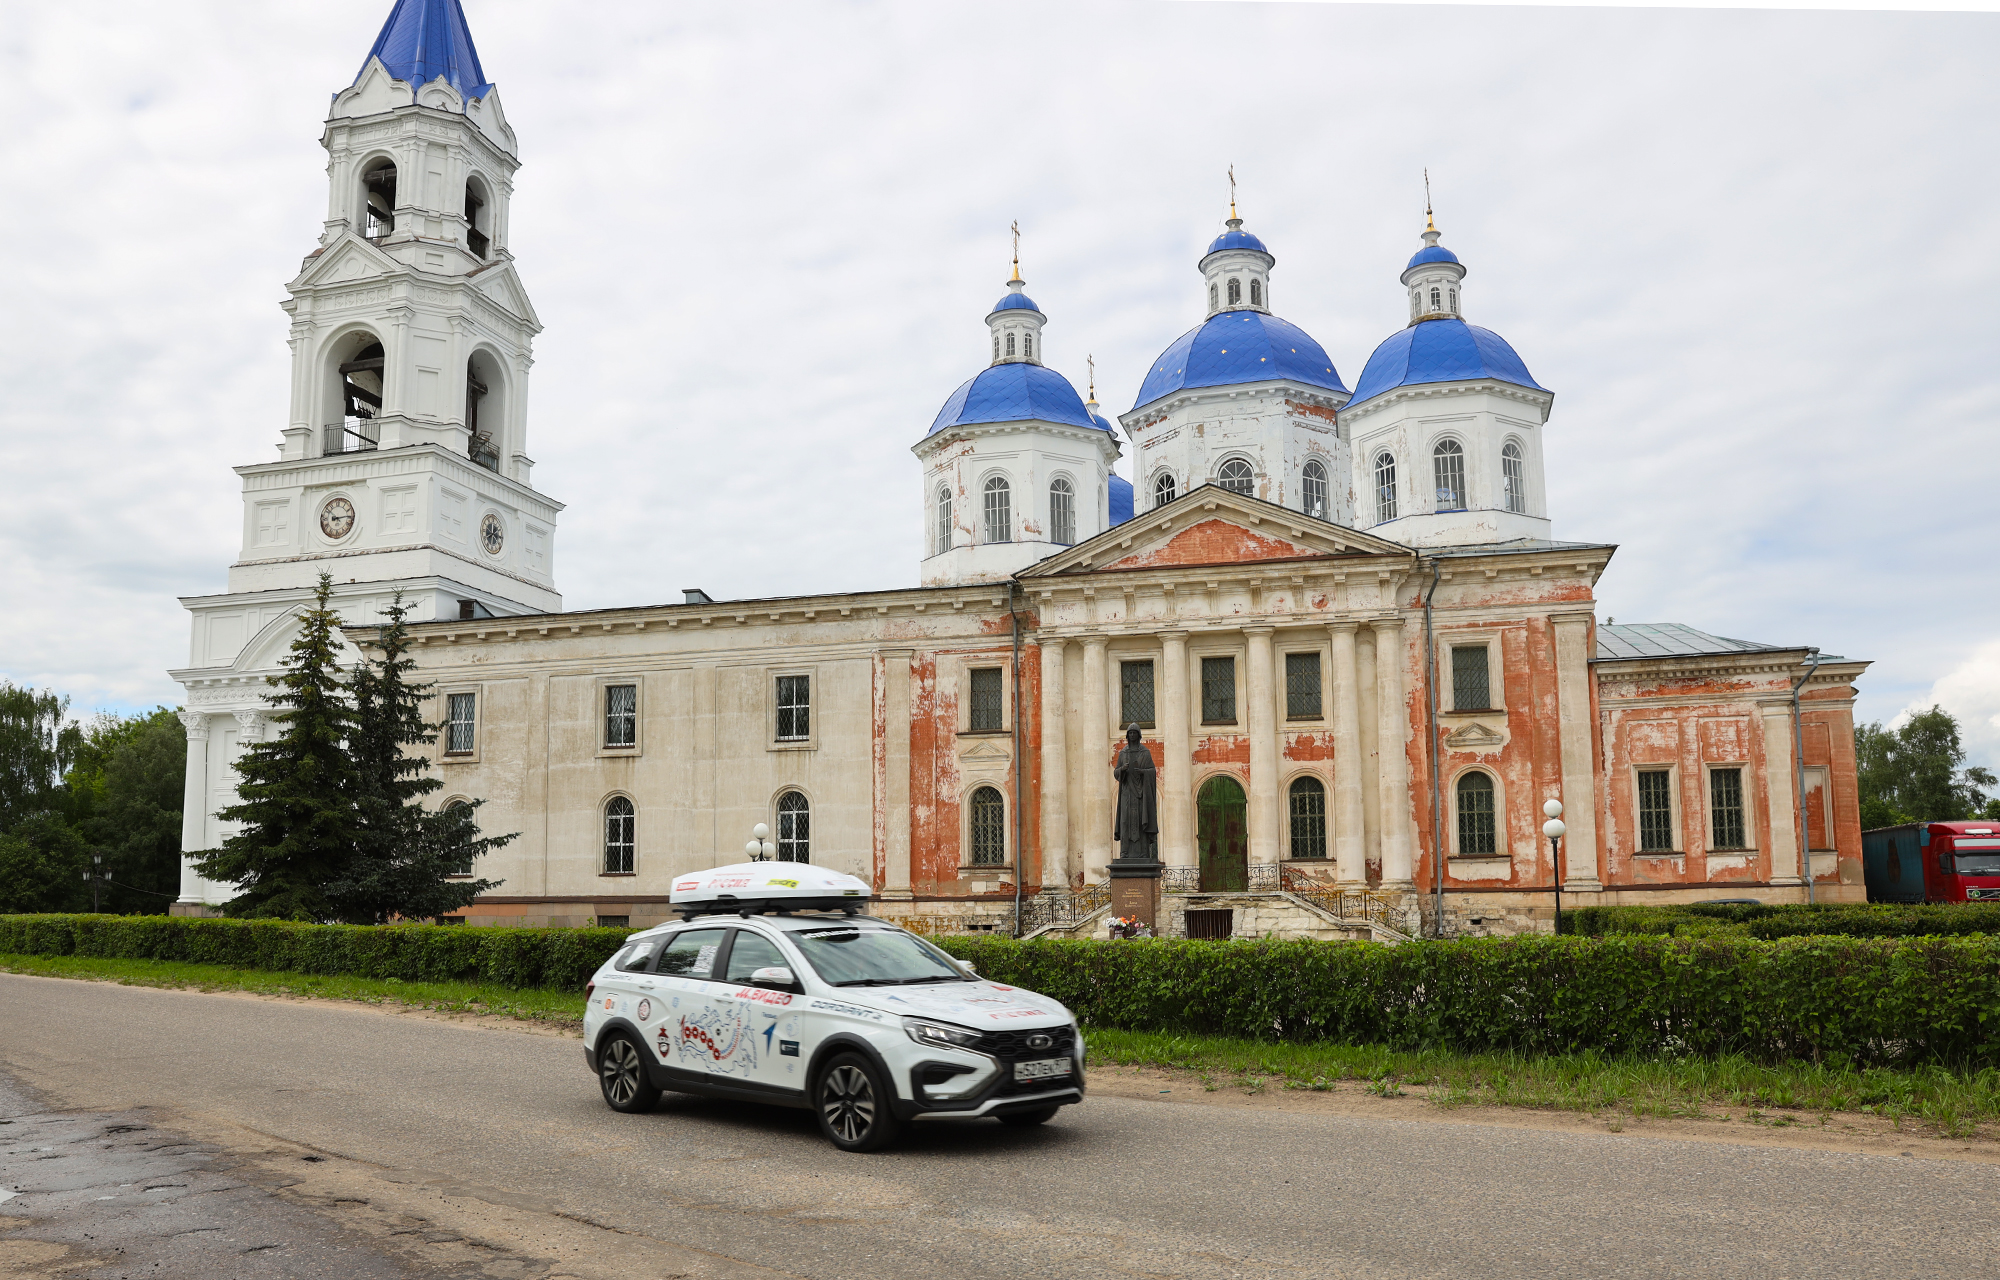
[
  {"xmin": 1014, "ymin": 882, "xmax": 1111, "ymax": 935},
  {"xmin": 1156, "ymin": 863, "xmax": 1402, "ymax": 929}
]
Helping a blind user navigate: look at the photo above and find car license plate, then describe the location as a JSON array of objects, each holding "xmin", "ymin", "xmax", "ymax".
[{"xmin": 1013, "ymin": 1057, "xmax": 1071, "ymax": 1082}]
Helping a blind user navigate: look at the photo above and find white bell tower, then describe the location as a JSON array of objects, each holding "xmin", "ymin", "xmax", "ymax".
[{"xmin": 168, "ymin": 0, "xmax": 565, "ymax": 912}]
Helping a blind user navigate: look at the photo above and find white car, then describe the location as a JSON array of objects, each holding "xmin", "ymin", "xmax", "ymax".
[{"xmin": 582, "ymin": 873, "xmax": 1084, "ymax": 1152}]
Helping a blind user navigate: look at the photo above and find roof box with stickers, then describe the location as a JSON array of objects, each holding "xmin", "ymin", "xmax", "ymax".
[{"xmin": 668, "ymin": 862, "xmax": 874, "ymax": 918}]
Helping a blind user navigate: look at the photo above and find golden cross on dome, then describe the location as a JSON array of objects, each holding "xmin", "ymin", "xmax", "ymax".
[
  {"xmin": 1424, "ymin": 168, "xmax": 1436, "ymax": 233},
  {"xmin": 1010, "ymin": 220, "xmax": 1021, "ymax": 282},
  {"xmin": 1228, "ymin": 164, "xmax": 1237, "ymax": 219},
  {"xmin": 1087, "ymin": 354, "xmax": 1097, "ymax": 400}
]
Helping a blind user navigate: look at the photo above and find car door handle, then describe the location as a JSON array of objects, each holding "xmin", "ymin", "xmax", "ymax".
[{"xmin": 638, "ymin": 981, "xmax": 655, "ymax": 990}]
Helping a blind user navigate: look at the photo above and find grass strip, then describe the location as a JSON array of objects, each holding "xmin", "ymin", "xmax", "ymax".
[
  {"xmin": 0, "ymin": 952, "xmax": 586, "ymax": 1027},
  {"xmin": 1083, "ymin": 1026, "xmax": 2000, "ymax": 1138}
]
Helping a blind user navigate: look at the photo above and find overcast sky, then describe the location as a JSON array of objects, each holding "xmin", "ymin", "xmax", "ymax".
[{"xmin": 2, "ymin": 0, "xmax": 1996, "ymax": 766}]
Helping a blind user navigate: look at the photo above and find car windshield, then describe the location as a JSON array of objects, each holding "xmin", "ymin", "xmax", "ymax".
[
  {"xmin": 784, "ymin": 925, "xmax": 970, "ymax": 987},
  {"xmin": 1952, "ymin": 854, "xmax": 2000, "ymax": 876}
]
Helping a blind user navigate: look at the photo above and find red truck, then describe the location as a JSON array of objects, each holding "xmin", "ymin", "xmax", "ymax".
[{"xmin": 1863, "ymin": 821, "xmax": 2000, "ymax": 903}]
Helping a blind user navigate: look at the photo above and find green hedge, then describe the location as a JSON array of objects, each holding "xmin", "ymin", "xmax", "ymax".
[
  {"xmin": 0, "ymin": 914, "xmax": 632, "ymax": 991},
  {"xmin": 934, "ymin": 933, "xmax": 2000, "ymax": 1067},
  {"xmin": 1564, "ymin": 902, "xmax": 2000, "ymax": 940}
]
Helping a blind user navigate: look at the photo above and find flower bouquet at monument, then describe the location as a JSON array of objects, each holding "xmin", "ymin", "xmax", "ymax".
[{"xmin": 1107, "ymin": 915, "xmax": 1152, "ymax": 940}]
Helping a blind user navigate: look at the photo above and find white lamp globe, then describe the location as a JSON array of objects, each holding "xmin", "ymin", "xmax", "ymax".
[
  {"xmin": 752, "ymin": 823, "xmax": 771, "ymax": 841},
  {"xmin": 1543, "ymin": 818, "xmax": 1567, "ymax": 840},
  {"xmin": 746, "ymin": 839, "xmax": 764, "ymax": 857},
  {"xmin": 1543, "ymin": 799, "xmax": 1564, "ymax": 819}
]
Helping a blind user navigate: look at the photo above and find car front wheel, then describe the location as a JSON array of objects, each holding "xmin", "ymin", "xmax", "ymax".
[
  {"xmin": 814, "ymin": 1052, "xmax": 903, "ymax": 1152},
  {"xmin": 596, "ymin": 1033, "xmax": 661, "ymax": 1113}
]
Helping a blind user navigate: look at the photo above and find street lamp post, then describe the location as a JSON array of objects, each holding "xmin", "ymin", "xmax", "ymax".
[
  {"xmin": 81, "ymin": 854, "xmax": 107, "ymax": 914},
  {"xmin": 1543, "ymin": 800, "xmax": 1567, "ymax": 936},
  {"xmin": 744, "ymin": 823, "xmax": 776, "ymax": 863}
]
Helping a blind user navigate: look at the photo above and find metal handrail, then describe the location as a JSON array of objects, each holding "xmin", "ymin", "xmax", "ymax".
[
  {"xmin": 1014, "ymin": 882, "xmax": 1110, "ymax": 935},
  {"xmin": 1158, "ymin": 863, "xmax": 1400, "ymax": 927}
]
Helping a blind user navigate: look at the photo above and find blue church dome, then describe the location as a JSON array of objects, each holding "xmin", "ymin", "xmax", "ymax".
[
  {"xmin": 927, "ymin": 363, "xmax": 1109, "ymax": 437},
  {"xmin": 1406, "ymin": 243, "xmax": 1460, "ymax": 270},
  {"xmin": 1132, "ymin": 311, "xmax": 1347, "ymax": 411},
  {"xmin": 1109, "ymin": 474, "xmax": 1134, "ymax": 526},
  {"xmin": 1205, "ymin": 225, "xmax": 1269, "ymax": 257},
  {"xmin": 989, "ymin": 291, "xmax": 1042, "ymax": 315},
  {"xmin": 359, "ymin": 0, "xmax": 494, "ymax": 100},
  {"xmin": 1347, "ymin": 318, "xmax": 1547, "ymax": 408}
]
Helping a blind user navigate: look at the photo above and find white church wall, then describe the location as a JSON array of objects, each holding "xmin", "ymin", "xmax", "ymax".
[{"xmin": 1346, "ymin": 382, "xmax": 1554, "ymax": 546}]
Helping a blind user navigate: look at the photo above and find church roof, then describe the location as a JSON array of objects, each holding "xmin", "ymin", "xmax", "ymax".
[
  {"xmin": 1407, "ymin": 244, "xmax": 1461, "ymax": 269},
  {"xmin": 926, "ymin": 363, "xmax": 1107, "ymax": 437},
  {"xmin": 1205, "ymin": 225, "xmax": 1270, "ymax": 256},
  {"xmin": 1347, "ymin": 317, "xmax": 1546, "ymax": 408},
  {"xmin": 1109, "ymin": 474, "xmax": 1134, "ymax": 526},
  {"xmin": 357, "ymin": 0, "xmax": 493, "ymax": 100},
  {"xmin": 989, "ymin": 291, "xmax": 1042, "ymax": 315},
  {"xmin": 1595, "ymin": 623, "xmax": 1823, "ymax": 661},
  {"xmin": 1132, "ymin": 311, "xmax": 1347, "ymax": 412}
]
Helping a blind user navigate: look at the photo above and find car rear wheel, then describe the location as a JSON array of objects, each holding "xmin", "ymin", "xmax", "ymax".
[
  {"xmin": 596, "ymin": 1033, "xmax": 661, "ymax": 1113},
  {"xmin": 996, "ymin": 1105, "xmax": 1060, "ymax": 1128},
  {"xmin": 814, "ymin": 1052, "xmax": 903, "ymax": 1152}
]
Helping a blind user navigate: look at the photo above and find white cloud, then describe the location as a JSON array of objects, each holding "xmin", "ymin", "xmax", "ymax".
[
  {"xmin": 1, "ymin": 0, "xmax": 1996, "ymax": 770},
  {"xmin": 1906, "ymin": 643, "xmax": 2000, "ymax": 766}
]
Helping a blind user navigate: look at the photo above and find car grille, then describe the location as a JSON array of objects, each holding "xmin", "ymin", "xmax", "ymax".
[{"xmin": 974, "ymin": 1026, "xmax": 1079, "ymax": 1096}]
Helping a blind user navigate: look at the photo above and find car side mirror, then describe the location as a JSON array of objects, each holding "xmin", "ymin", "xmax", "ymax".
[
  {"xmin": 955, "ymin": 960, "xmax": 977, "ymax": 977},
  {"xmin": 750, "ymin": 965, "xmax": 796, "ymax": 990}
]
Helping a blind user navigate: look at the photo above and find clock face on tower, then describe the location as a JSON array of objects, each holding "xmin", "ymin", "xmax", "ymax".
[
  {"xmin": 481, "ymin": 513, "xmax": 505, "ymax": 555},
  {"xmin": 319, "ymin": 497, "xmax": 355, "ymax": 540}
]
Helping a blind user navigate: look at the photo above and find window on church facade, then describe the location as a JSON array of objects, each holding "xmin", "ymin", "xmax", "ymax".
[
  {"xmin": 1638, "ymin": 770, "xmax": 1675, "ymax": 852},
  {"xmin": 1302, "ymin": 460, "xmax": 1327, "ymax": 520},
  {"xmin": 992, "ymin": 334, "xmax": 1000, "ymax": 362},
  {"xmin": 445, "ymin": 693, "xmax": 476, "ymax": 755},
  {"xmin": 1023, "ymin": 334, "xmax": 1033, "ymax": 361},
  {"xmin": 1209, "ymin": 284, "xmax": 1218, "ymax": 311},
  {"xmin": 1154, "ymin": 473, "xmax": 1176, "ymax": 508},
  {"xmin": 1250, "ymin": 278, "xmax": 1262, "ymax": 307},
  {"xmin": 1217, "ymin": 458, "xmax": 1254, "ymax": 496},
  {"xmin": 934, "ymin": 486, "xmax": 952, "ymax": 556},
  {"xmin": 969, "ymin": 787, "xmax": 1006, "ymax": 865},
  {"xmin": 604, "ymin": 683, "xmax": 637, "ymax": 748},
  {"xmin": 1433, "ymin": 440, "xmax": 1465, "ymax": 510},
  {"xmin": 1285, "ymin": 652, "xmax": 1321, "ymax": 719},
  {"xmin": 463, "ymin": 180, "xmax": 489, "ymax": 259},
  {"xmin": 1709, "ymin": 768, "xmax": 1746, "ymax": 850},
  {"xmin": 1289, "ymin": 777, "xmax": 1327, "ymax": 859},
  {"xmin": 969, "ymin": 667, "xmax": 1004, "ymax": 732},
  {"xmin": 1005, "ymin": 333, "xmax": 1016, "ymax": 358},
  {"xmin": 983, "ymin": 476, "xmax": 1011, "ymax": 543},
  {"xmin": 1448, "ymin": 287, "xmax": 1458, "ymax": 314},
  {"xmin": 466, "ymin": 353, "xmax": 499, "ymax": 472},
  {"xmin": 1451, "ymin": 645, "xmax": 1491, "ymax": 710},
  {"xmin": 361, "ymin": 159, "xmax": 397, "ymax": 239},
  {"xmin": 1502, "ymin": 442, "xmax": 1526, "ymax": 514},
  {"xmin": 1375, "ymin": 453, "xmax": 1397, "ymax": 522},
  {"xmin": 775, "ymin": 674, "xmax": 810, "ymax": 741},
  {"xmin": 1227, "ymin": 278, "xmax": 1241, "ymax": 306},
  {"xmin": 1121, "ymin": 660, "xmax": 1155, "ymax": 729},
  {"xmin": 603, "ymin": 796, "xmax": 635, "ymax": 874},
  {"xmin": 777, "ymin": 790, "xmax": 811, "ymax": 862},
  {"xmin": 1456, "ymin": 772, "xmax": 1497, "ymax": 855},
  {"xmin": 1429, "ymin": 286, "xmax": 1442, "ymax": 312},
  {"xmin": 1049, "ymin": 476, "xmax": 1075, "ymax": 545},
  {"xmin": 1201, "ymin": 656, "xmax": 1236, "ymax": 724}
]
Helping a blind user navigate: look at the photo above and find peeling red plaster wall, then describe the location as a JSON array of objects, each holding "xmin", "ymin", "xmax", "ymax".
[{"xmin": 1102, "ymin": 519, "xmax": 1322, "ymax": 572}]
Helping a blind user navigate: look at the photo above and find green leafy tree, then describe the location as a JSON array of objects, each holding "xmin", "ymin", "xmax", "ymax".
[
  {"xmin": 0, "ymin": 811, "xmax": 91, "ymax": 913},
  {"xmin": 1855, "ymin": 706, "xmax": 1997, "ymax": 827},
  {"xmin": 330, "ymin": 594, "xmax": 507, "ymax": 923},
  {"xmin": 0, "ymin": 682, "xmax": 81, "ymax": 831},
  {"xmin": 67, "ymin": 709, "xmax": 186, "ymax": 914},
  {"xmin": 194, "ymin": 573, "xmax": 362, "ymax": 919}
]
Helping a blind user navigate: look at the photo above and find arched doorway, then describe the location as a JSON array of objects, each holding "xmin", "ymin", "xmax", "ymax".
[{"xmin": 1197, "ymin": 775, "xmax": 1248, "ymax": 892}]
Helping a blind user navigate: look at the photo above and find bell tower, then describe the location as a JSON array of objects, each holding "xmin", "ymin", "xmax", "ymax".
[{"xmin": 169, "ymin": 0, "xmax": 565, "ymax": 912}]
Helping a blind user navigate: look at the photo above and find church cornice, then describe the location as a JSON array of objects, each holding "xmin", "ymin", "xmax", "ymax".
[
  {"xmin": 912, "ymin": 418, "xmax": 1124, "ymax": 460},
  {"xmin": 235, "ymin": 443, "xmax": 565, "ymax": 522},
  {"xmin": 1118, "ymin": 379, "xmax": 1348, "ymax": 434},
  {"xmin": 323, "ymin": 101, "xmax": 520, "ymax": 171},
  {"xmin": 1342, "ymin": 378, "xmax": 1554, "ymax": 426}
]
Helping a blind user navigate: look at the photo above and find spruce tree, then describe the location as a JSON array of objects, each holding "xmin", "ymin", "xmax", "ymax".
[
  {"xmin": 329, "ymin": 593, "xmax": 508, "ymax": 924},
  {"xmin": 197, "ymin": 573, "xmax": 360, "ymax": 919}
]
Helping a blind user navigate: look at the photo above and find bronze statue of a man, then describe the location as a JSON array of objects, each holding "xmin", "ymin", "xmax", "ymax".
[{"xmin": 1112, "ymin": 725, "xmax": 1159, "ymax": 862}]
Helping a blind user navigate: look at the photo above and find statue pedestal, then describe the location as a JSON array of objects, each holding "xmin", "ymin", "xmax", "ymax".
[{"xmin": 1108, "ymin": 859, "xmax": 1162, "ymax": 935}]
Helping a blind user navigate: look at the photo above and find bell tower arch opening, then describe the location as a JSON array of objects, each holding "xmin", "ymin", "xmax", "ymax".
[{"xmin": 359, "ymin": 157, "xmax": 397, "ymax": 241}]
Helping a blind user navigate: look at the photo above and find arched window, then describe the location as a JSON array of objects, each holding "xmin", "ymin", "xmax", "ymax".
[
  {"xmin": 466, "ymin": 352, "xmax": 499, "ymax": 471},
  {"xmin": 1154, "ymin": 472, "xmax": 1176, "ymax": 508},
  {"xmin": 1227, "ymin": 278, "xmax": 1242, "ymax": 306},
  {"xmin": 1374, "ymin": 452, "xmax": 1398, "ymax": 523},
  {"xmin": 462, "ymin": 179, "xmax": 489, "ymax": 259},
  {"xmin": 1456, "ymin": 772, "xmax": 1497, "ymax": 855},
  {"xmin": 1301, "ymin": 459, "xmax": 1327, "ymax": 520},
  {"xmin": 1502, "ymin": 442, "xmax": 1526, "ymax": 514},
  {"xmin": 969, "ymin": 786, "xmax": 1006, "ymax": 865},
  {"xmin": 1217, "ymin": 457, "xmax": 1254, "ymax": 496},
  {"xmin": 1448, "ymin": 287, "xmax": 1458, "ymax": 314},
  {"xmin": 1289, "ymin": 776, "xmax": 1328, "ymax": 859},
  {"xmin": 982, "ymin": 476, "xmax": 1011, "ymax": 543},
  {"xmin": 776, "ymin": 791, "xmax": 810, "ymax": 862},
  {"xmin": 993, "ymin": 334, "xmax": 1000, "ymax": 362},
  {"xmin": 1005, "ymin": 332, "xmax": 1016, "ymax": 358},
  {"xmin": 360, "ymin": 159, "xmax": 397, "ymax": 238},
  {"xmin": 1250, "ymin": 278, "xmax": 1263, "ymax": 307},
  {"xmin": 1429, "ymin": 286, "xmax": 1442, "ymax": 311},
  {"xmin": 1209, "ymin": 283, "xmax": 1219, "ymax": 311},
  {"xmin": 1433, "ymin": 439, "xmax": 1465, "ymax": 511},
  {"xmin": 1049, "ymin": 476, "xmax": 1076, "ymax": 545},
  {"xmin": 1023, "ymin": 334, "xmax": 1033, "ymax": 361},
  {"xmin": 604, "ymin": 797, "xmax": 635, "ymax": 874},
  {"xmin": 934, "ymin": 485, "xmax": 952, "ymax": 556}
]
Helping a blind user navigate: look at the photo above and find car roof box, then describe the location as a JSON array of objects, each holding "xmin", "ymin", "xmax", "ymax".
[{"xmin": 669, "ymin": 862, "xmax": 875, "ymax": 919}]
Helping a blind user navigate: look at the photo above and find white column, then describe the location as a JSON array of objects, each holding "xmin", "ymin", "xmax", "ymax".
[
  {"xmin": 882, "ymin": 650, "xmax": 915, "ymax": 900},
  {"xmin": 1357, "ymin": 627, "xmax": 1382, "ymax": 871},
  {"xmin": 1372, "ymin": 617, "xmax": 1416, "ymax": 889},
  {"xmin": 1761, "ymin": 699, "xmax": 1804, "ymax": 886},
  {"xmin": 176, "ymin": 712, "xmax": 211, "ymax": 906},
  {"xmin": 1080, "ymin": 636, "xmax": 1111, "ymax": 881},
  {"xmin": 1160, "ymin": 632, "xmax": 1193, "ymax": 868},
  {"xmin": 1551, "ymin": 612, "xmax": 1603, "ymax": 891},
  {"xmin": 1037, "ymin": 639, "xmax": 1069, "ymax": 888},
  {"xmin": 1246, "ymin": 627, "xmax": 1279, "ymax": 868},
  {"xmin": 1329, "ymin": 623, "xmax": 1366, "ymax": 886}
]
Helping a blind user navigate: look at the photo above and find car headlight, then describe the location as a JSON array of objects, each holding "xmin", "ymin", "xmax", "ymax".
[{"xmin": 904, "ymin": 1019, "xmax": 982, "ymax": 1051}]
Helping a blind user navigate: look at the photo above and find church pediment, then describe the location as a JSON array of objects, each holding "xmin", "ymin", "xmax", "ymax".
[
  {"xmin": 1019, "ymin": 484, "xmax": 1410, "ymax": 578},
  {"xmin": 331, "ymin": 57, "xmax": 415, "ymax": 119},
  {"xmin": 474, "ymin": 264, "xmax": 539, "ymax": 325},
  {"xmin": 293, "ymin": 237, "xmax": 397, "ymax": 290}
]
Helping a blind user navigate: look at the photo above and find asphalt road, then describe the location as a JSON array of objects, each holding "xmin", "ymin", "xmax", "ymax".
[{"xmin": 2, "ymin": 973, "xmax": 1996, "ymax": 1280}]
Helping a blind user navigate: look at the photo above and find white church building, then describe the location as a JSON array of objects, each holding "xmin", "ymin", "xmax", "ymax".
[{"xmin": 170, "ymin": 0, "xmax": 1871, "ymax": 937}]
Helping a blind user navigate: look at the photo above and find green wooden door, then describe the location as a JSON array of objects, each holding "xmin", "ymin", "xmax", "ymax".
[{"xmin": 1197, "ymin": 775, "xmax": 1249, "ymax": 893}]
